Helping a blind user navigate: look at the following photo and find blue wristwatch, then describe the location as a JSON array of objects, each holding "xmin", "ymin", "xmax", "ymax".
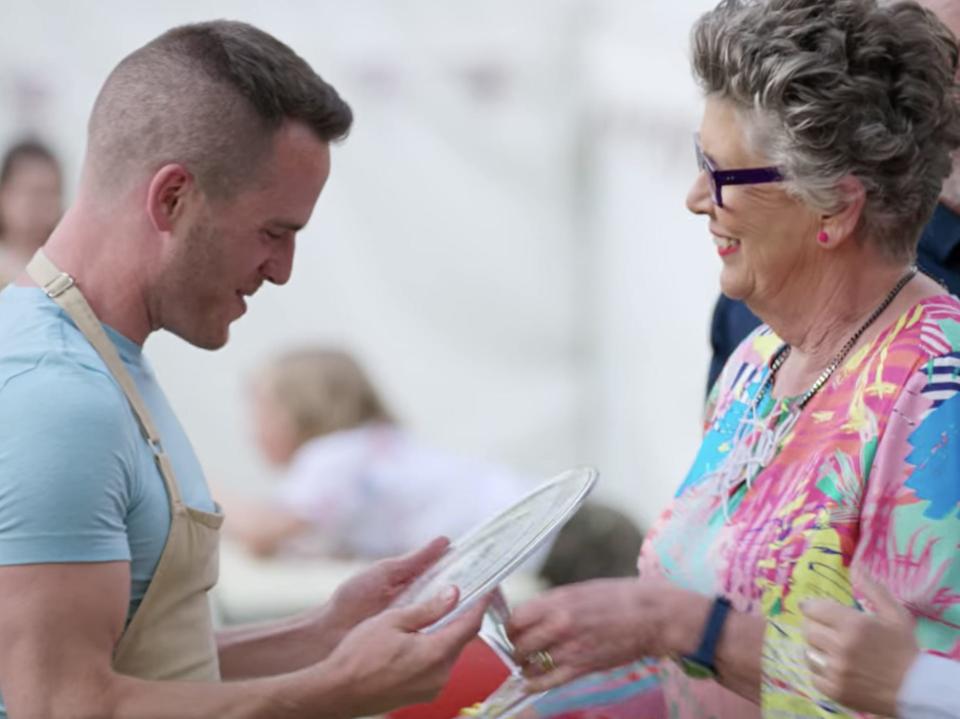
[{"xmin": 678, "ymin": 596, "xmax": 732, "ymax": 679}]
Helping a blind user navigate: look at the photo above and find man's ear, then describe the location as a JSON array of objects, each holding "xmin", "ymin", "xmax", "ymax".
[
  {"xmin": 145, "ymin": 164, "xmax": 195, "ymax": 233},
  {"xmin": 817, "ymin": 175, "xmax": 866, "ymax": 249}
]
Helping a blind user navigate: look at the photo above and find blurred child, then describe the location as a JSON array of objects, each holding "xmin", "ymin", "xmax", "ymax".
[{"xmin": 224, "ymin": 347, "xmax": 530, "ymax": 559}]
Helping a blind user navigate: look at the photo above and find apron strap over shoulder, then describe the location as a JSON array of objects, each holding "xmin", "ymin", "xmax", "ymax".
[{"xmin": 26, "ymin": 249, "xmax": 184, "ymax": 507}]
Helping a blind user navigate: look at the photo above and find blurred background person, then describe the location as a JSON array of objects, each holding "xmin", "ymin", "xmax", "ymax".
[
  {"xmin": 537, "ymin": 502, "xmax": 643, "ymax": 588},
  {"xmin": 221, "ymin": 346, "xmax": 531, "ymax": 559},
  {"xmin": 221, "ymin": 345, "xmax": 645, "ymax": 584},
  {"xmin": 0, "ymin": 139, "xmax": 62, "ymax": 288}
]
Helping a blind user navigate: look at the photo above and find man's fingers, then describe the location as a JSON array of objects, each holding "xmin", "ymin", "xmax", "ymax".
[
  {"xmin": 397, "ymin": 585, "xmax": 460, "ymax": 631},
  {"xmin": 434, "ymin": 594, "xmax": 489, "ymax": 646},
  {"xmin": 386, "ymin": 537, "xmax": 451, "ymax": 586}
]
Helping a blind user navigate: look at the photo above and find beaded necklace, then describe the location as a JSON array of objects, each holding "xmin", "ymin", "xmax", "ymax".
[{"xmin": 707, "ymin": 266, "xmax": 917, "ymax": 519}]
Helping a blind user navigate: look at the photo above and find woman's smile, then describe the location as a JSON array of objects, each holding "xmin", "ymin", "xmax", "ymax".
[{"xmin": 713, "ymin": 233, "xmax": 741, "ymax": 257}]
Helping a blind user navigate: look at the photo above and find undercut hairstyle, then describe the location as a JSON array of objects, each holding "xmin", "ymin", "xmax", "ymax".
[
  {"xmin": 86, "ymin": 20, "xmax": 353, "ymax": 199},
  {"xmin": 692, "ymin": 0, "xmax": 960, "ymax": 260},
  {"xmin": 256, "ymin": 348, "xmax": 395, "ymax": 447}
]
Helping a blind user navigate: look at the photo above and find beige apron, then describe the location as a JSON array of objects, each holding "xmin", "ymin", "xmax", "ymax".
[{"xmin": 26, "ymin": 250, "xmax": 224, "ymax": 681}]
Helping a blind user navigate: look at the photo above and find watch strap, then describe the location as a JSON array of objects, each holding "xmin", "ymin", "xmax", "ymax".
[{"xmin": 682, "ymin": 595, "xmax": 733, "ymax": 676}]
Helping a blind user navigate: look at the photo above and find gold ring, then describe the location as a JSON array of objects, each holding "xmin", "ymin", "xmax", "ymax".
[
  {"xmin": 529, "ymin": 649, "xmax": 557, "ymax": 672},
  {"xmin": 806, "ymin": 648, "xmax": 828, "ymax": 674}
]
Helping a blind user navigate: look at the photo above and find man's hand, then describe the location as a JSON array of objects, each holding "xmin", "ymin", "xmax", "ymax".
[
  {"xmin": 322, "ymin": 585, "xmax": 488, "ymax": 717},
  {"xmin": 322, "ymin": 537, "xmax": 450, "ymax": 642},
  {"xmin": 218, "ymin": 537, "xmax": 452, "ymax": 679},
  {"xmin": 802, "ymin": 578, "xmax": 920, "ymax": 716}
]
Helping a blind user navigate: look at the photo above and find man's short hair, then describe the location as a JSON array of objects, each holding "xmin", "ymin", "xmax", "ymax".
[{"xmin": 86, "ymin": 20, "xmax": 353, "ymax": 199}]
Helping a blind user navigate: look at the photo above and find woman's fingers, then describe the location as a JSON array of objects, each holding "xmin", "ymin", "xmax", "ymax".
[
  {"xmin": 800, "ymin": 598, "xmax": 848, "ymax": 628},
  {"xmin": 801, "ymin": 616, "xmax": 839, "ymax": 655},
  {"xmin": 510, "ymin": 611, "xmax": 574, "ymax": 661},
  {"xmin": 524, "ymin": 663, "xmax": 581, "ymax": 693},
  {"xmin": 858, "ymin": 576, "xmax": 913, "ymax": 624}
]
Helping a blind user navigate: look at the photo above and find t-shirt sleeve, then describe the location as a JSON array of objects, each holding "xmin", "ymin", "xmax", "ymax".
[{"xmin": 0, "ymin": 361, "xmax": 137, "ymax": 564}]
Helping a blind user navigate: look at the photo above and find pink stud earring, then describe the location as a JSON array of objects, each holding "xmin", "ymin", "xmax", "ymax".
[{"xmin": 817, "ymin": 231, "xmax": 830, "ymax": 244}]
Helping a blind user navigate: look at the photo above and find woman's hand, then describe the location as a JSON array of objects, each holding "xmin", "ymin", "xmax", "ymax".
[
  {"xmin": 802, "ymin": 578, "xmax": 920, "ymax": 716},
  {"xmin": 506, "ymin": 577, "xmax": 704, "ymax": 691}
]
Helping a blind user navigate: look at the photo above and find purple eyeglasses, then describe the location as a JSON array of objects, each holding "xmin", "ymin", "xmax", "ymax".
[{"xmin": 694, "ymin": 134, "xmax": 784, "ymax": 207}]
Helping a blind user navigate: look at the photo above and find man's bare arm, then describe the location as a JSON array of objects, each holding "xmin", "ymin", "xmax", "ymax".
[
  {"xmin": 215, "ymin": 537, "xmax": 454, "ymax": 680},
  {"xmin": 0, "ymin": 561, "xmax": 482, "ymax": 719}
]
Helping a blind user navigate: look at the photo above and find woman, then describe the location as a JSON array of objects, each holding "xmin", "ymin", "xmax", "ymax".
[
  {"xmin": 221, "ymin": 347, "xmax": 528, "ymax": 559},
  {"xmin": 505, "ymin": 1, "xmax": 960, "ymax": 717},
  {"xmin": 0, "ymin": 140, "xmax": 62, "ymax": 288}
]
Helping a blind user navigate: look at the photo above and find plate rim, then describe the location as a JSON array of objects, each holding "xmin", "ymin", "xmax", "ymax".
[{"xmin": 399, "ymin": 465, "xmax": 599, "ymax": 632}]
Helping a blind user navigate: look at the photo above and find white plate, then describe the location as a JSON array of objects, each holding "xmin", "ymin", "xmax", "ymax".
[{"xmin": 391, "ymin": 466, "xmax": 598, "ymax": 632}]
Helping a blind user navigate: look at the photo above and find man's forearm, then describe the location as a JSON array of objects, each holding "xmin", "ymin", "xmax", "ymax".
[
  {"xmin": 6, "ymin": 663, "xmax": 351, "ymax": 719},
  {"xmin": 217, "ymin": 606, "xmax": 343, "ymax": 680},
  {"xmin": 112, "ymin": 670, "xmax": 342, "ymax": 719}
]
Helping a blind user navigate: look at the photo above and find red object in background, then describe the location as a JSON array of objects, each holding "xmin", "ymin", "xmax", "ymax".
[{"xmin": 388, "ymin": 638, "xmax": 510, "ymax": 719}]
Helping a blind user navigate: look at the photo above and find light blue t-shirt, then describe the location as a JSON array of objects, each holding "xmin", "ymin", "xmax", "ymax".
[{"xmin": 0, "ymin": 286, "xmax": 214, "ymax": 712}]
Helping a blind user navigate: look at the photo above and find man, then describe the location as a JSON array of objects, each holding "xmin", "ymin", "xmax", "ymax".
[
  {"xmin": 706, "ymin": 0, "xmax": 960, "ymax": 391},
  {"xmin": 0, "ymin": 21, "xmax": 485, "ymax": 719}
]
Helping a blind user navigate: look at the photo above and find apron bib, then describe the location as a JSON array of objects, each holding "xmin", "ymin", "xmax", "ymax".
[{"xmin": 27, "ymin": 249, "xmax": 223, "ymax": 681}]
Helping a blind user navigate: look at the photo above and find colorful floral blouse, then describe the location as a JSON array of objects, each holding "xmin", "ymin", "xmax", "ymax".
[{"xmin": 523, "ymin": 296, "xmax": 960, "ymax": 718}]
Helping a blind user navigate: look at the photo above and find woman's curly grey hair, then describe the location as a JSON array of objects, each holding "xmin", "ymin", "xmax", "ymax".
[{"xmin": 692, "ymin": 0, "xmax": 960, "ymax": 260}]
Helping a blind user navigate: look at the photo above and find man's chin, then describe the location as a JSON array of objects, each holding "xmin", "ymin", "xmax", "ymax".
[{"xmin": 168, "ymin": 324, "xmax": 230, "ymax": 351}]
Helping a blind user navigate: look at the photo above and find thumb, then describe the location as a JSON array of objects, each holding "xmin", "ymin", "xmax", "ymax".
[
  {"xmin": 397, "ymin": 585, "xmax": 460, "ymax": 631},
  {"xmin": 859, "ymin": 576, "xmax": 912, "ymax": 623}
]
